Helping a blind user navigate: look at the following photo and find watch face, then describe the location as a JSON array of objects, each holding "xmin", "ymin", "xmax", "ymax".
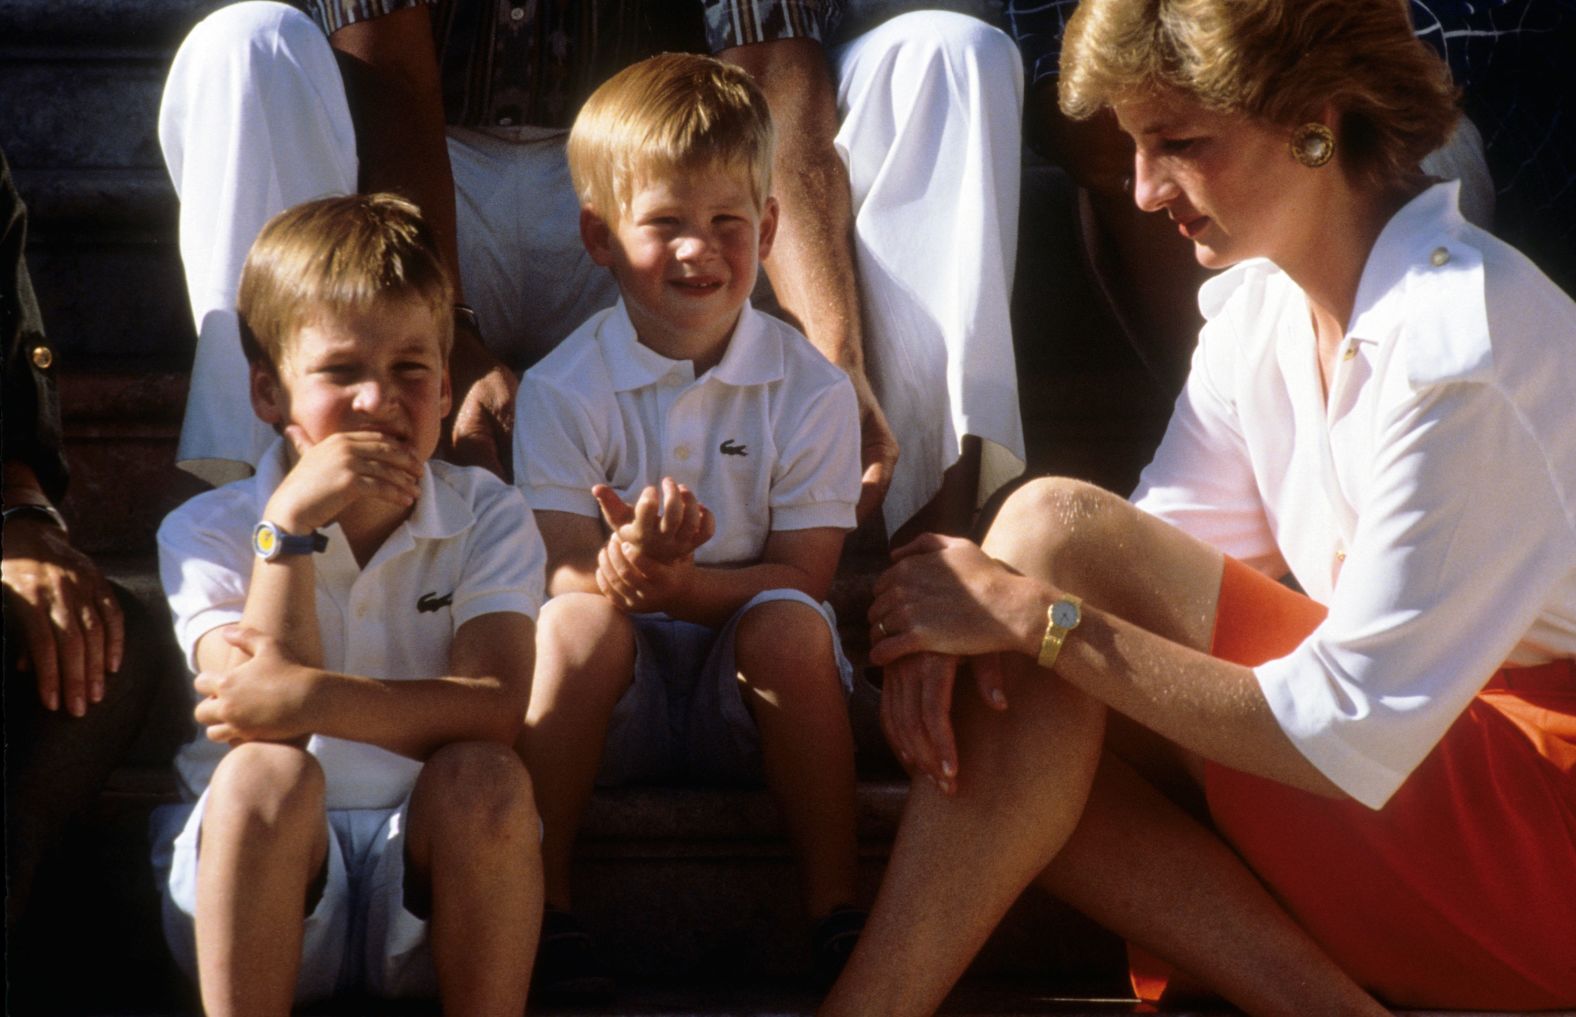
[
  {"xmin": 253, "ymin": 522, "xmax": 279, "ymax": 559},
  {"xmin": 1052, "ymin": 600, "xmax": 1080, "ymax": 629}
]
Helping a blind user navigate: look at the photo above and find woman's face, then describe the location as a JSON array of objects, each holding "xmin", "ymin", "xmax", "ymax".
[{"xmin": 1113, "ymin": 89, "xmax": 1318, "ymax": 270}]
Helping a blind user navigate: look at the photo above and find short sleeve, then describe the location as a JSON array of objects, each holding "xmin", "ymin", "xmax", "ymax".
[
  {"xmin": 701, "ymin": 0, "xmax": 842, "ymax": 51},
  {"xmin": 1255, "ymin": 379, "xmax": 1575, "ymax": 809},
  {"xmin": 513, "ymin": 366, "xmax": 607, "ymax": 518},
  {"xmin": 451, "ymin": 480, "xmax": 547, "ymax": 624},
  {"xmin": 298, "ymin": 0, "xmax": 434, "ymax": 35},
  {"xmin": 769, "ymin": 373, "xmax": 860, "ymax": 531},
  {"xmin": 157, "ymin": 493, "xmax": 252, "ymax": 672}
]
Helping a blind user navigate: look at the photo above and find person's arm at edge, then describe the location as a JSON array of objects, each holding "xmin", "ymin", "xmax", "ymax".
[
  {"xmin": 717, "ymin": 38, "xmax": 897, "ymax": 524},
  {"xmin": 329, "ymin": 6, "xmax": 517, "ymax": 476}
]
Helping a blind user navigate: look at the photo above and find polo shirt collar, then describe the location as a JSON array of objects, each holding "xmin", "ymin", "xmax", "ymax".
[
  {"xmin": 599, "ymin": 299, "xmax": 785, "ymax": 392},
  {"xmin": 1346, "ymin": 180, "xmax": 1462, "ymax": 346}
]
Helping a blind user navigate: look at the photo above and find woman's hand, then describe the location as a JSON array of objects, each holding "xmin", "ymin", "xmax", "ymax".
[
  {"xmin": 868, "ymin": 533, "xmax": 1051, "ymax": 665},
  {"xmin": 868, "ymin": 533, "xmax": 1056, "ymax": 791}
]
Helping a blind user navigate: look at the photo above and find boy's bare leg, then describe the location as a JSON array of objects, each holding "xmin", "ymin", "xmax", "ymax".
[
  {"xmin": 1038, "ymin": 752, "xmax": 1390, "ymax": 1017},
  {"xmin": 735, "ymin": 599, "xmax": 859, "ymax": 918},
  {"xmin": 195, "ymin": 742, "xmax": 330, "ymax": 1017},
  {"xmin": 820, "ymin": 654, "xmax": 1107, "ymax": 1016},
  {"xmin": 406, "ymin": 741, "xmax": 541, "ymax": 1015},
  {"xmin": 517, "ymin": 592, "xmax": 636, "ymax": 909}
]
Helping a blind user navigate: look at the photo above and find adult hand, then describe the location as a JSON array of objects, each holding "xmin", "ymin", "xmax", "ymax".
[
  {"xmin": 593, "ymin": 478, "xmax": 714, "ymax": 564},
  {"xmin": 850, "ymin": 368, "xmax": 899, "ymax": 526},
  {"xmin": 594, "ymin": 535, "xmax": 694, "ymax": 615},
  {"xmin": 266, "ymin": 426, "xmax": 423, "ymax": 533},
  {"xmin": 2, "ymin": 515, "xmax": 124, "ymax": 716},
  {"xmin": 193, "ymin": 626, "xmax": 318, "ymax": 745},
  {"xmin": 446, "ymin": 321, "xmax": 517, "ymax": 481},
  {"xmin": 869, "ymin": 533, "xmax": 1050, "ymax": 665}
]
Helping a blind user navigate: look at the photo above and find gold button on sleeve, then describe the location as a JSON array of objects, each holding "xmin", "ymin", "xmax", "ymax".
[
  {"xmin": 30, "ymin": 345, "xmax": 53, "ymax": 370},
  {"xmin": 1430, "ymin": 246, "xmax": 1450, "ymax": 267}
]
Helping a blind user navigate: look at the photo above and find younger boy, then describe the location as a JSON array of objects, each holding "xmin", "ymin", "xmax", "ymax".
[
  {"xmin": 153, "ymin": 194, "xmax": 545, "ymax": 1016},
  {"xmin": 513, "ymin": 53, "xmax": 866, "ymax": 997}
]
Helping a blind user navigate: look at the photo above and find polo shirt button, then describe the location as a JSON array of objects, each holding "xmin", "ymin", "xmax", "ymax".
[
  {"xmin": 1430, "ymin": 246, "xmax": 1450, "ymax": 267},
  {"xmin": 30, "ymin": 345, "xmax": 52, "ymax": 369},
  {"xmin": 673, "ymin": 445, "xmax": 691, "ymax": 461},
  {"xmin": 355, "ymin": 604, "xmax": 368, "ymax": 619},
  {"xmin": 1334, "ymin": 549, "xmax": 1347, "ymax": 563},
  {"xmin": 509, "ymin": 6, "xmax": 525, "ymax": 20},
  {"xmin": 663, "ymin": 373, "xmax": 681, "ymax": 387},
  {"xmin": 1342, "ymin": 343, "xmax": 1357, "ymax": 361}
]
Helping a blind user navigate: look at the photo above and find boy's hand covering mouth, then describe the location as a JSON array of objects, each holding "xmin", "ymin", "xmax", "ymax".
[{"xmin": 266, "ymin": 426, "xmax": 425, "ymax": 533}]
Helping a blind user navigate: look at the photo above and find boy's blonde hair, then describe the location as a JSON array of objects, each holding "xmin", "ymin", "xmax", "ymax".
[
  {"xmin": 1059, "ymin": 0, "xmax": 1458, "ymax": 192},
  {"xmin": 567, "ymin": 53, "xmax": 775, "ymax": 223},
  {"xmin": 237, "ymin": 193, "xmax": 454, "ymax": 372}
]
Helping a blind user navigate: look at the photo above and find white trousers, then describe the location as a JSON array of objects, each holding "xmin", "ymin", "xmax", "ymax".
[{"xmin": 159, "ymin": 3, "xmax": 1027, "ymax": 532}]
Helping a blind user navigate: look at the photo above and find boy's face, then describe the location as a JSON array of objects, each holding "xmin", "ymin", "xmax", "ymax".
[
  {"xmin": 581, "ymin": 162, "xmax": 777, "ymax": 358},
  {"xmin": 251, "ymin": 297, "xmax": 452, "ymax": 462}
]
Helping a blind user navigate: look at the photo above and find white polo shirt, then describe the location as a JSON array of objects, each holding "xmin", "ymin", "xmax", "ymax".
[
  {"xmin": 514, "ymin": 300, "xmax": 861, "ymax": 565},
  {"xmin": 157, "ymin": 438, "xmax": 547, "ymax": 810},
  {"xmin": 1134, "ymin": 182, "xmax": 1576, "ymax": 809}
]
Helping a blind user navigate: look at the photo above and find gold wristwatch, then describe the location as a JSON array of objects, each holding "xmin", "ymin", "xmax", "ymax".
[{"xmin": 1037, "ymin": 595, "xmax": 1083, "ymax": 670}]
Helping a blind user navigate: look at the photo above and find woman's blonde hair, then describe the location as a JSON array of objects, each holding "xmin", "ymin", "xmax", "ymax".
[
  {"xmin": 237, "ymin": 193, "xmax": 454, "ymax": 371},
  {"xmin": 1058, "ymin": 0, "xmax": 1459, "ymax": 189},
  {"xmin": 567, "ymin": 52, "xmax": 775, "ymax": 223}
]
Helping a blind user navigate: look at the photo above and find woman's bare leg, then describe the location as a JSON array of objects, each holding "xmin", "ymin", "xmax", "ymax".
[
  {"xmin": 825, "ymin": 478, "xmax": 1385, "ymax": 1015},
  {"xmin": 1041, "ymin": 752, "xmax": 1388, "ymax": 1017}
]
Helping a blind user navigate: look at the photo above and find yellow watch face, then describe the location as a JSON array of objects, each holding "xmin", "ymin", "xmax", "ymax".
[{"xmin": 253, "ymin": 523, "xmax": 278, "ymax": 559}]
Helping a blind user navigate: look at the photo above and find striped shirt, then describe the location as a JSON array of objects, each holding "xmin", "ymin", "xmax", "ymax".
[{"xmin": 298, "ymin": 0, "xmax": 843, "ymax": 130}]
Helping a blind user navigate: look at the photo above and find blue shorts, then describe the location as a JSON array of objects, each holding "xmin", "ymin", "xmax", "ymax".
[
  {"xmin": 150, "ymin": 791, "xmax": 435, "ymax": 1004},
  {"xmin": 596, "ymin": 588, "xmax": 853, "ymax": 787}
]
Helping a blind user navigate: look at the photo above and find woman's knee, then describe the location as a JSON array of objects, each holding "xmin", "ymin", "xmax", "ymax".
[
  {"xmin": 987, "ymin": 477, "xmax": 1123, "ymax": 570},
  {"xmin": 418, "ymin": 742, "xmax": 539, "ymax": 843},
  {"xmin": 205, "ymin": 742, "xmax": 325, "ymax": 831}
]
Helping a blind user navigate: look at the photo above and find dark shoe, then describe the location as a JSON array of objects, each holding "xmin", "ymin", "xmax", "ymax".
[
  {"xmin": 811, "ymin": 906, "xmax": 867, "ymax": 989},
  {"xmin": 532, "ymin": 908, "xmax": 616, "ymax": 1005}
]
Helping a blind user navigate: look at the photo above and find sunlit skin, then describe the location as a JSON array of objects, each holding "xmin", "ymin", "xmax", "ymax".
[
  {"xmin": 580, "ymin": 164, "xmax": 778, "ymax": 373},
  {"xmin": 1115, "ymin": 91, "xmax": 1327, "ymax": 272}
]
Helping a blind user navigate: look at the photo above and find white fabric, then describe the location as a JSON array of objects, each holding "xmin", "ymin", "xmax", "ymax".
[
  {"xmin": 832, "ymin": 11, "xmax": 1028, "ymax": 532},
  {"xmin": 159, "ymin": 2, "xmax": 360, "ymax": 484},
  {"xmin": 157, "ymin": 439, "xmax": 546, "ymax": 809},
  {"xmin": 515, "ymin": 300, "xmax": 860, "ymax": 565},
  {"xmin": 158, "ymin": 4, "xmax": 1026, "ymax": 533},
  {"xmin": 154, "ymin": 794, "xmax": 435, "ymax": 1003},
  {"xmin": 1133, "ymin": 182, "xmax": 1576, "ymax": 809}
]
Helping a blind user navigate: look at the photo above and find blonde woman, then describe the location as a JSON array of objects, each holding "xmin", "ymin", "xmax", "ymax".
[{"xmin": 823, "ymin": 0, "xmax": 1576, "ymax": 1013}]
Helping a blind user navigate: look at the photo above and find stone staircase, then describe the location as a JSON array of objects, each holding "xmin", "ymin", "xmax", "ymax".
[{"xmin": 1, "ymin": 2, "xmax": 1189, "ymax": 1014}]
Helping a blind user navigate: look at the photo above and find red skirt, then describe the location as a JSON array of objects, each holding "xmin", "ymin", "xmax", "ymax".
[{"xmin": 1135, "ymin": 556, "xmax": 1576, "ymax": 1009}]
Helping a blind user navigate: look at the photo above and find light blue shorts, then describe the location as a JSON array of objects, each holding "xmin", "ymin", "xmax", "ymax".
[
  {"xmin": 150, "ymin": 790, "xmax": 436, "ymax": 1004},
  {"xmin": 596, "ymin": 588, "xmax": 853, "ymax": 787}
]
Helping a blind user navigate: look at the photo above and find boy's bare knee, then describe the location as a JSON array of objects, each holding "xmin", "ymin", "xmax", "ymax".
[
  {"xmin": 205, "ymin": 742, "xmax": 326, "ymax": 831},
  {"xmin": 539, "ymin": 592, "xmax": 629, "ymax": 646},
  {"xmin": 735, "ymin": 599, "xmax": 835, "ymax": 685},
  {"xmin": 419, "ymin": 742, "xmax": 539, "ymax": 842}
]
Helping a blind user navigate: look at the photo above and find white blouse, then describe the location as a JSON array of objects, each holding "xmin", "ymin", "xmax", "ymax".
[{"xmin": 1134, "ymin": 183, "xmax": 1576, "ymax": 808}]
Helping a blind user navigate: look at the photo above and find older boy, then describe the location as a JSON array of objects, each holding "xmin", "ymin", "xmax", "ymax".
[
  {"xmin": 513, "ymin": 54, "xmax": 865, "ymax": 995},
  {"xmin": 153, "ymin": 194, "xmax": 544, "ymax": 1016}
]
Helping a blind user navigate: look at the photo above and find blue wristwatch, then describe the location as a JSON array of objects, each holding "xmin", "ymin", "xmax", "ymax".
[{"xmin": 251, "ymin": 520, "xmax": 328, "ymax": 562}]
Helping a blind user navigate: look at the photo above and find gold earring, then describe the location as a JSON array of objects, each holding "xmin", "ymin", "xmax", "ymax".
[{"xmin": 1290, "ymin": 123, "xmax": 1335, "ymax": 168}]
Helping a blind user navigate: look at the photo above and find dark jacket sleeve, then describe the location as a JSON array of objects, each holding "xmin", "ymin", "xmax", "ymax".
[{"xmin": 2, "ymin": 146, "xmax": 69, "ymax": 503}]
